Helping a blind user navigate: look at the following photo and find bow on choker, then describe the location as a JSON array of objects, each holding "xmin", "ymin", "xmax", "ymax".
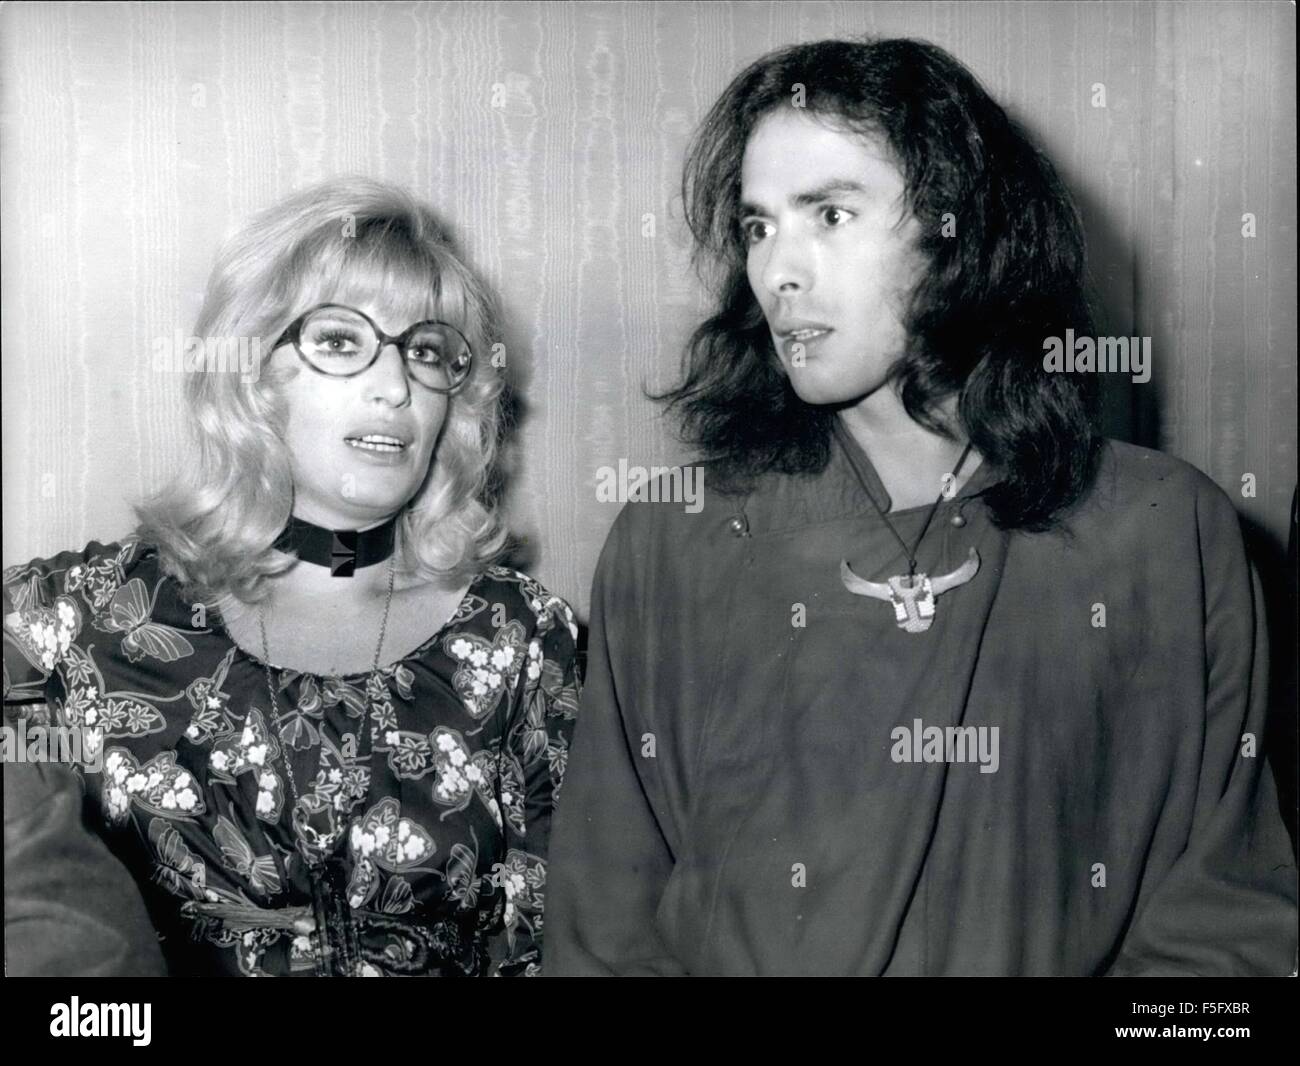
[{"xmin": 272, "ymin": 515, "xmax": 399, "ymax": 577}]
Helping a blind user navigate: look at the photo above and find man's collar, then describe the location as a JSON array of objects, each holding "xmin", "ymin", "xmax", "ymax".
[{"xmin": 720, "ymin": 430, "xmax": 996, "ymax": 537}]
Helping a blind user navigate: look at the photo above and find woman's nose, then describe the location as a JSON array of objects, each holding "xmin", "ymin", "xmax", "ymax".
[{"xmin": 366, "ymin": 343, "xmax": 413, "ymax": 405}]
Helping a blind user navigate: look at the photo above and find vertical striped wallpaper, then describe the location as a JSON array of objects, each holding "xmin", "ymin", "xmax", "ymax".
[{"xmin": 2, "ymin": 0, "xmax": 1294, "ymax": 619}]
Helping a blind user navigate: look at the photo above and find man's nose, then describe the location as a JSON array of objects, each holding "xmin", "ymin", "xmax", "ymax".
[{"xmin": 760, "ymin": 228, "xmax": 813, "ymax": 296}]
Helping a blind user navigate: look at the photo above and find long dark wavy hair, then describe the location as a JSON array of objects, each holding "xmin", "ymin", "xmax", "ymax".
[{"xmin": 656, "ymin": 37, "xmax": 1101, "ymax": 530}]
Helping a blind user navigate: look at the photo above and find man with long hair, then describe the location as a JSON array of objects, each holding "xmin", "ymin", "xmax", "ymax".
[{"xmin": 546, "ymin": 38, "xmax": 1295, "ymax": 976}]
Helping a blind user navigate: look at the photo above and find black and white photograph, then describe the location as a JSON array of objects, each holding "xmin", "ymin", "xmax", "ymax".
[{"xmin": 1, "ymin": 0, "xmax": 1296, "ymax": 1029}]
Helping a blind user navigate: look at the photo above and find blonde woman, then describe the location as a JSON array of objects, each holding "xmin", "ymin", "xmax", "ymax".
[{"xmin": 3, "ymin": 177, "xmax": 579, "ymax": 976}]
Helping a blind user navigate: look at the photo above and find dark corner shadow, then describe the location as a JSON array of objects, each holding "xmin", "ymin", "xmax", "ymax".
[
  {"xmin": 1071, "ymin": 178, "xmax": 1163, "ymax": 452},
  {"xmin": 1242, "ymin": 494, "xmax": 1300, "ymax": 859},
  {"xmin": 1009, "ymin": 103, "xmax": 1164, "ymax": 452}
]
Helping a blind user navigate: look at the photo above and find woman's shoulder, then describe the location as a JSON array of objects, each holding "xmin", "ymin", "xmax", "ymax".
[
  {"xmin": 429, "ymin": 566, "xmax": 582, "ymax": 706},
  {"xmin": 4, "ymin": 536, "xmax": 167, "ymax": 616},
  {"xmin": 473, "ymin": 564, "xmax": 579, "ymax": 644},
  {"xmin": 2, "ymin": 537, "xmax": 184, "ymax": 693}
]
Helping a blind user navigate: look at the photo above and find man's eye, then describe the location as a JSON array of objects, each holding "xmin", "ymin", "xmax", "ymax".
[{"xmin": 820, "ymin": 206, "xmax": 856, "ymax": 228}]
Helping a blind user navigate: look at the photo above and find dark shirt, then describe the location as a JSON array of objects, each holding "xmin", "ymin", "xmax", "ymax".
[
  {"xmin": 4, "ymin": 758, "xmax": 167, "ymax": 976},
  {"xmin": 546, "ymin": 437, "xmax": 1297, "ymax": 975}
]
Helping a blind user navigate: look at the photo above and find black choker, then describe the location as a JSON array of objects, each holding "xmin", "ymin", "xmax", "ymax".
[{"xmin": 272, "ymin": 514, "xmax": 399, "ymax": 577}]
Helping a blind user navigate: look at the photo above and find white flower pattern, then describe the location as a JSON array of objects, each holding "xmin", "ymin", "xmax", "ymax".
[{"xmin": 4, "ymin": 544, "xmax": 579, "ymax": 977}]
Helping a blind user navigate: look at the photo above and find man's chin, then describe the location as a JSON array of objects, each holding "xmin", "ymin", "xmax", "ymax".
[
  {"xmin": 782, "ymin": 362, "xmax": 895, "ymax": 411},
  {"xmin": 786, "ymin": 375, "xmax": 869, "ymax": 408}
]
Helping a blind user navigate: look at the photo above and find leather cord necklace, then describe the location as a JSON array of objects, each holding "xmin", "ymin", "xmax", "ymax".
[{"xmin": 834, "ymin": 420, "xmax": 982, "ymax": 634}]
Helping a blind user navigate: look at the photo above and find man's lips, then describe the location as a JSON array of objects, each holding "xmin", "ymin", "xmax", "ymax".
[
  {"xmin": 773, "ymin": 319, "xmax": 835, "ymax": 340},
  {"xmin": 776, "ymin": 324, "xmax": 834, "ymax": 357},
  {"xmin": 784, "ymin": 327, "xmax": 833, "ymax": 341}
]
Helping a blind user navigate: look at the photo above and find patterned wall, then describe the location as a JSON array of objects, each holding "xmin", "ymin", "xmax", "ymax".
[{"xmin": 2, "ymin": 0, "xmax": 1295, "ymax": 621}]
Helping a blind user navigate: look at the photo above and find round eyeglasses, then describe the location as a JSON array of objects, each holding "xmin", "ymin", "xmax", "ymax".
[{"xmin": 274, "ymin": 304, "xmax": 473, "ymax": 393}]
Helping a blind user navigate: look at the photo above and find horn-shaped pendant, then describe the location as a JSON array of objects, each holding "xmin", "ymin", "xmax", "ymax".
[{"xmin": 840, "ymin": 547, "xmax": 980, "ymax": 634}]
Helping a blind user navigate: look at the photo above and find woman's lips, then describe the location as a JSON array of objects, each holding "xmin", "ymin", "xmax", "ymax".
[
  {"xmin": 345, "ymin": 434, "xmax": 405, "ymax": 452},
  {"xmin": 344, "ymin": 434, "xmax": 408, "ymax": 458}
]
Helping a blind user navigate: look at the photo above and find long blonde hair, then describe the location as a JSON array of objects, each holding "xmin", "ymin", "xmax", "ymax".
[{"xmin": 136, "ymin": 176, "xmax": 508, "ymax": 602}]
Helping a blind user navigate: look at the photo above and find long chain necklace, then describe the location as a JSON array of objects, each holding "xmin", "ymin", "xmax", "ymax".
[
  {"xmin": 835, "ymin": 420, "xmax": 982, "ymax": 634},
  {"xmin": 257, "ymin": 556, "xmax": 397, "ymax": 863}
]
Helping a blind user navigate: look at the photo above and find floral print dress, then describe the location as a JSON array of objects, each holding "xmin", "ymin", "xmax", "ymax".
[{"xmin": 2, "ymin": 539, "xmax": 580, "ymax": 976}]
